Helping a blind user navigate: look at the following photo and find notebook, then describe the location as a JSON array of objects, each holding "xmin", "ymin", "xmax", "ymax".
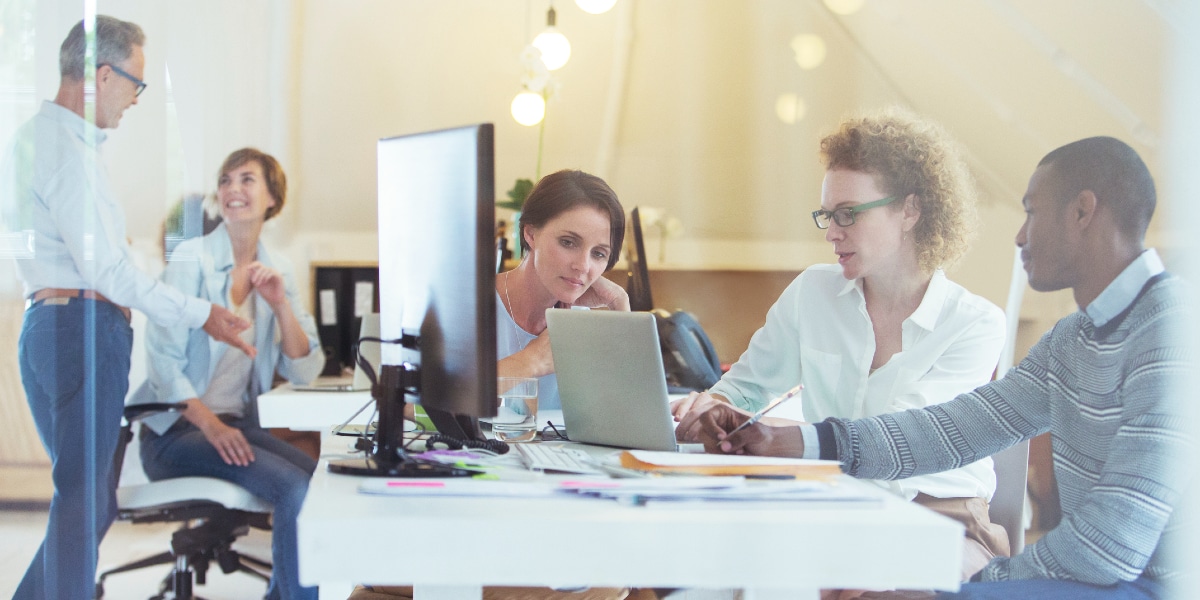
[
  {"xmin": 545, "ymin": 309, "xmax": 680, "ymax": 452},
  {"xmin": 294, "ymin": 312, "xmax": 381, "ymax": 392}
]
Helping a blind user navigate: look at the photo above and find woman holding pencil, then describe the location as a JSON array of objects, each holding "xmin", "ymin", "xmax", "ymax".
[{"xmin": 672, "ymin": 108, "xmax": 1009, "ymax": 589}]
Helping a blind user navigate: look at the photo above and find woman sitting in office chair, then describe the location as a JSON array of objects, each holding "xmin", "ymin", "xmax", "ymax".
[
  {"xmin": 673, "ymin": 109, "xmax": 1010, "ymax": 595},
  {"xmin": 135, "ymin": 148, "xmax": 324, "ymax": 600},
  {"xmin": 495, "ymin": 168, "xmax": 631, "ymax": 410}
]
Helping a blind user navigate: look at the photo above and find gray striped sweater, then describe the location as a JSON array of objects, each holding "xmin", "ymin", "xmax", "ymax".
[{"xmin": 818, "ymin": 274, "xmax": 1193, "ymax": 585}]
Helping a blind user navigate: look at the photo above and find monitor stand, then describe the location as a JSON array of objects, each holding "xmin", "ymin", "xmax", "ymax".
[
  {"xmin": 327, "ymin": 456, "xmax": 472, "ymax": 478},
  {"xmin": 326, "ymin": 364, "xmax": 473, "ymax": 478}
]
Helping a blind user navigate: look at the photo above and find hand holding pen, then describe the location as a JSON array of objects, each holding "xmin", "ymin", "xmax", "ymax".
[
  {"xmin": 709, "ymin": 384, "xmax": 804, "ymax": 456},
  {"xmin": 722, "ymin": 384, "xmax": 804, "ymax": 439}
]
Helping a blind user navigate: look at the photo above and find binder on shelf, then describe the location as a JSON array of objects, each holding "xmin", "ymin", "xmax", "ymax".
[{"xmin": 312, "ymin": 263, "xmax": 380, "ymax": 377}]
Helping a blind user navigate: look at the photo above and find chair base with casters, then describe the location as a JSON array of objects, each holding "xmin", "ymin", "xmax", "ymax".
[{"xmin": 98, "ymin": 404, "xmax": 275, "ymax": 599}]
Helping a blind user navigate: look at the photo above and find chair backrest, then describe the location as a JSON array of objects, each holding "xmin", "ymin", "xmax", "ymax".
[
  {"xmin": 997, "ymin": 246, "xmax": 1028, "ymax": 379},
  {"xmin": 987, "ymin": 247, "xmax": 1030, "ymax": 556},
  {"xmin": 989, "ymin": 439, "xmax": 1030, "ymax": 555},
  {"xmin": 653, "ymin": 309, "xmax": 722, "ymax": 392}
]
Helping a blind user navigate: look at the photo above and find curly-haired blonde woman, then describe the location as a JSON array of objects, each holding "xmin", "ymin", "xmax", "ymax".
[{"xmin": 673, "ymin": 108, "xmax": 1010, "ymax": 586}]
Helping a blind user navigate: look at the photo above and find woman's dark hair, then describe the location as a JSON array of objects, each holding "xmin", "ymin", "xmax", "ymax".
[{"xmin": 518, "ymin": 170, "xmax": 625, "ymax": 271}]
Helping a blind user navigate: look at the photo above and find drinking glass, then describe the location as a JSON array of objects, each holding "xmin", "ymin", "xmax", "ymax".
[{"xmin": 493, "ymin": 377, "xmax": 538, "ymax": 442}]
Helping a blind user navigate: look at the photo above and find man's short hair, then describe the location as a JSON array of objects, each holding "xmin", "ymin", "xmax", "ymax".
[
  {"xmin": 59, "ymin": 15, "xmax": 145, "ymax": 80},
  {"xmin": 1038, "ymin": 136, "xmax": 1156, "ymax": 240}
]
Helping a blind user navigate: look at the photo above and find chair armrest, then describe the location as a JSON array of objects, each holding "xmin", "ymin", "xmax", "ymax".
[{"xmin": 124, "ymin": 402, "xmax": 188, "ymax": 423}]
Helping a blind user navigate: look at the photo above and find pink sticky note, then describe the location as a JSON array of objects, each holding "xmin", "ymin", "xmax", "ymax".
[{"xmin": 386, "ymin": 481, "xmax": 446, "ymax": 488}]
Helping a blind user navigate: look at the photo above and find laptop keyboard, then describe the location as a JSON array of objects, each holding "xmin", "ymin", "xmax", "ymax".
[{"xmin": 515, "ymin": 444, "xmax": 603, "ymax": 474}]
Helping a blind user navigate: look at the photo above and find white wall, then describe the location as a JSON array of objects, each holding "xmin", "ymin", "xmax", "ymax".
[{"xmin": 2, "ymin": 0, "xmax": 1172, "ymax": 322}]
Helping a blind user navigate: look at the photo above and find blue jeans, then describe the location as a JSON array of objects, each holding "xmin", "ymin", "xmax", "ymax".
[
  {"xmin": 140, "ymin": 415, "xmax": 318, "ymax": 600},
  {"xmin": 15, "ymin": 298, "xmax": 132, "ymax": 600},
  {"xmin": 937, "ymin": 575, "xmax": 1163, "ymax": 600}
]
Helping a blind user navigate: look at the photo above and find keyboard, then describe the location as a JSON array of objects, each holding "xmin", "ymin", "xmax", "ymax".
[{"xmin": 515, "ymin": 444, "xmax": 603, "ymax": 474}]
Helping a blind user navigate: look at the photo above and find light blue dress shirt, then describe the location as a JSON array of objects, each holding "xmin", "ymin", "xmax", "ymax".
[
  {"xmin": 0, "ymin": 101, "xmax": 210, "ymax": 327},
  {"xmin": 1084, "ymin": 249, "xmax": 1165, "ymax": 328},
  {"xmin": 133, "ymin": 224, "xmax": 325, "ymax": 433}
]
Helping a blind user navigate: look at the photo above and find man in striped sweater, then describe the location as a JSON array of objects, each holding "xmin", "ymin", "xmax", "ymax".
[{"xmin": 679, "ymin": 136, "xmax": 1192, "ymax": 600}]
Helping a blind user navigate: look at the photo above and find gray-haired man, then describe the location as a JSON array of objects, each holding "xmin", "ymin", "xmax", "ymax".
[{"xmin": 0, "ymin": 15, "xmax": 255, "ymax": 598}]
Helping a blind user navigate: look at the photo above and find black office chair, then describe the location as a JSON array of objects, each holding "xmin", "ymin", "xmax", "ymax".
[
  {"xmin": 95, "ymin": 403, "xmax": 274, "ymax": 600},
  {"xmin": 653, "ymin": 309, "xmax": 723, "ymax": 393}
]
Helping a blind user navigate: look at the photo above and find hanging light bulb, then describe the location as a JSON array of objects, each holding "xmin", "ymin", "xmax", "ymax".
[
  {"xmin": 532, "ymin": 6, "xmax": 571, "ymax": 70},
  {"xmin": 575, "ymin": 0, "xmax": 617, "ymax": 14},
  {"xmin": 775, "ymin": 93, "xmax": 807, "ymax": 125},
  {"xmin": 790, "ymin": 34, "xmax": 827, "ymax": 70},
  {"xmin": 511, "ymin": 90, "xmax": 546, "ymax": 126},
  {"xmin": 823, "ymin": 0, "xmax": 865, "ymax": 16}
]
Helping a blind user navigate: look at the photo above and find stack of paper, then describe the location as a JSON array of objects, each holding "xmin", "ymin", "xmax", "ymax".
[
  {"xmin": 619, "ymin": 450, "xmax": 843, "ymax": 479},
  {"xmin": 357, "ymin": 476, "xmax": 880, "ymax": 508},
  {"xmin": 358, "ymin": 479, "xmax": 560, "ymax": 498},
  {"xmin": 556, "ymin": 476, "xmax": 877, "ymax": 506}
]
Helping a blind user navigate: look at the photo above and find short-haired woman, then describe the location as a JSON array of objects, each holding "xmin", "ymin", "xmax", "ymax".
[{"xmin": 136, "ymin": 148, "xmax": 323, "ymax": 600}]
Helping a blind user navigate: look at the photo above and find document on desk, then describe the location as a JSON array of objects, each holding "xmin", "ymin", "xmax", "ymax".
[
  {"xmin": 357, "ymin": 476, "xmax": 737, "ymax": 499},
  {"xmin": 356, "ymin": 475, "xmax": 878, "ymax": 508},
  {"xmin": 358, "ymin": 479, "xmax": 561, "ymax": 498},
  {"xmin": 558, "ymin": 475, "xmax": 879, "ymax": 507},
  {"xmin": 620, "ymin": 450, "xmax": 843, "ymax": 479}
]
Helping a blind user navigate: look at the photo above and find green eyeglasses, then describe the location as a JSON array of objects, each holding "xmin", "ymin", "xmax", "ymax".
[
  {"xmin": 811, "ymin": 196, "xmax": 897, "ymax": 229},
  {"xmin": 100, "ymin": 63, "xmax": 147, "ymax": 97}
]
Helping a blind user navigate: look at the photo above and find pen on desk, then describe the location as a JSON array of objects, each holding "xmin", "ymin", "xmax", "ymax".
[{"xmin": 722, "ymin": 384, "xmax": 803, "ymax": 441}]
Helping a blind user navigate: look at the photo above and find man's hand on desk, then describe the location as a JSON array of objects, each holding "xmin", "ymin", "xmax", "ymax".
[
  {"xmin": 678, "ymin": 401, "xmax": 806, "ymax": 458},
  {"xmin": 670, "ymin": 391, "xmax": 728, "ymax": 435}
]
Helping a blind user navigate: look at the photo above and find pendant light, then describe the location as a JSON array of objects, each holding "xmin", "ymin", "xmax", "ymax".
[{"xmin": 532, "ymin": 5, "xmax": 571, "ymax": 70}]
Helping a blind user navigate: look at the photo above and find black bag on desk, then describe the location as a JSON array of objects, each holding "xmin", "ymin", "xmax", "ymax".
[{"xmin": 653, "ymin": 309, "xmax": 722, "ymax": 392}]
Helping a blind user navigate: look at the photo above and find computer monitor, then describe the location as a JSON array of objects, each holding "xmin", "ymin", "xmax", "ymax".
[
  {"xmin": 626, "ymin": 206, "xmax": 654, "ymax": 312},
  {"xmin": 329, "ymin": 123, "xmax": 497, "ymax": 477}
]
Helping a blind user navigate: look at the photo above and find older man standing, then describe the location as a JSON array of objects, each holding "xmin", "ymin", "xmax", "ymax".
[{"xmin": 0, "ymin": 15, "xmax": 256, "ymax": 599}]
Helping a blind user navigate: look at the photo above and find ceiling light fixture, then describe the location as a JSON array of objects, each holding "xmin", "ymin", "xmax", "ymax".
[
  {"xmin": 532, "ymin": 5, "xmax": 571, "ymax": 70},
  {"xmin": 775, "ymin": 93, "xmax": 807, "ymax": 125},
  {"xmin": 823, "ymin": 0, "xmax": 865, "ymax": 16},
  {"xmin": 575, "ymin": 0, "xmax": 617, "ymax": 14},
  {"xmin": 791, "ymin": 34, "xmax": 827, "ymax": 70},
  {"xmin": 511, "ymin": 90, "xmax": 546, "ymax": 126}
]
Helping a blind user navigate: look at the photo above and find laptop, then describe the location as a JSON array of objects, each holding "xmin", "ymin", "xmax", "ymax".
[
  {"xmin": 545, "ymin": 309, "xmax": 681, "ymax": 452},
  {"xmin": 294, "ymin": 312, "xmax": 382, "ymax": 392}
]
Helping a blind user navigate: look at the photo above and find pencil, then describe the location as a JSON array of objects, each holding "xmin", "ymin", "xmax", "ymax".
[{"xmin": 722, "ymin": 384, "xmax": 803, "ymax": 440}]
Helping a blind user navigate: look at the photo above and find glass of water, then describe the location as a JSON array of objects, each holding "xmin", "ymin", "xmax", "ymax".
[{"xmin": 493, "ymin": 377, "xmax": 538, "ymax": 442}]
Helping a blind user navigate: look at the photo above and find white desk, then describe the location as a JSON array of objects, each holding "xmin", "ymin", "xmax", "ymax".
[
  {"xmin": 298, "ymin": 434, "xmax": 964, "ymax": 600},
  {"xmin": 258, "ymin": 383, "xmax": 374, "ymax": 431}
]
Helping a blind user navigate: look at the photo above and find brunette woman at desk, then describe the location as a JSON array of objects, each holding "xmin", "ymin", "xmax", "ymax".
[
  {"xmin": 134, "ymin": 148, "xmax": 324, "ymax": 600},
  {"xmin": 673, "ymin": 109, "xmax": 1010, "ymax": 596},
  {"xmin": 350, "ymin": 171, "xmax": 638, "ymax": 600},
  {"xmin": 495, "ymin": 169, "xmax": 631, "ymax": 410}
]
